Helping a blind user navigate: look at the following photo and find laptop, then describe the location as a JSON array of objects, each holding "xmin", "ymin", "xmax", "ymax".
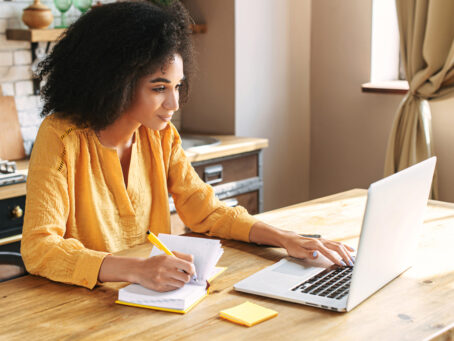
[{"xmin": 234, "ymin": 157, "xmax": 436, "ymax": 312}]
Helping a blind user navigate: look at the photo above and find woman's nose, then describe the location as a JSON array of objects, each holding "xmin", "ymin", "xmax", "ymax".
[{"xmin": 163, "ymin": 90, "xmax": 179, "ymax": 111}]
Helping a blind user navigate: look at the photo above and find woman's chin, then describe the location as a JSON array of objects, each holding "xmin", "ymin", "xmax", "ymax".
[{"xmin": 144, "ymin": 121, "xmax": 170, "ymax": 131}]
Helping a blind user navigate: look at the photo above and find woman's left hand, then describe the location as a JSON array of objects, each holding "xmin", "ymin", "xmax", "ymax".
[
  {"xmin": 249, "ymin": 222, "xmax": 355, "ymax": 267},
  {"xmin": 281, "ymin": 232, "xmax": 355, "ymax": 267}
]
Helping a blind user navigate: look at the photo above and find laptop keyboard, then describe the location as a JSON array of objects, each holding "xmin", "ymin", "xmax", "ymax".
[{"xmin": 291, "ymin": 265, "xmax": 353, "ymax": 300}]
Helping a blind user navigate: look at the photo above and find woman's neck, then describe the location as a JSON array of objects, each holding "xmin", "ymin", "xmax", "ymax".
[{"xmin": 95, "ymin": 115, "xmax": 140, "ymax": 149}]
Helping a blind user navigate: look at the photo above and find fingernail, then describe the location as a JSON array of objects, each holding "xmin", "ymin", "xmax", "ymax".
[
  {"xmin": 348, "ymin": 260, "xmax": 354, "ymax": 266},
  {"xmin": 313, "ymin": 251, "xmax": 318, "ymax": 258},
  {"xmin": 340, "ymin": 260, "xmax": 347, "ymax": 266}
]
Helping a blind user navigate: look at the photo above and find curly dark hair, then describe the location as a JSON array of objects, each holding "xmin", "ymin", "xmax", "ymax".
[{"xmin": 38, "ymin": 1, "xmax": 194, "ymax": 130}]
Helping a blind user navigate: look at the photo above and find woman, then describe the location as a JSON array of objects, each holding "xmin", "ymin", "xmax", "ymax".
[{"xmin": 21, "ymin": 1, "xmax": 354, "ymax": 292}]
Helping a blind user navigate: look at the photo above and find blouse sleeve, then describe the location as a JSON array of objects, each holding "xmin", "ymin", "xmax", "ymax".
[
  {"xmin": 167, "ymin": 130, "xmax": 258, "ymax": 242},
  {"xmin": 21, "ymin": 121, "xmax": 108, "ymax": 289}
]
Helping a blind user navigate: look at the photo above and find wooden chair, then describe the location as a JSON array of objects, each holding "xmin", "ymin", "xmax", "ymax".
[{"xmin": 0, "ymin": 252, "xmax": 27, "ymax": 282}]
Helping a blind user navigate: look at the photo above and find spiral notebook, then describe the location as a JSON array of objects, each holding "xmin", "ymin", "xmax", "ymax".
[{"xmin": 116, "ymin": 234, "xmax": 226, "ymax": 313}]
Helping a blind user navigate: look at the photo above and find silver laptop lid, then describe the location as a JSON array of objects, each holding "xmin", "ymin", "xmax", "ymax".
[{"xmin": 346, "ymin": 157, "xmax": 436, "ymax": 311}]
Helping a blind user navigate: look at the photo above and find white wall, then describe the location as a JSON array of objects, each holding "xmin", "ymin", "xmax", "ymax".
[
  {"xmin": 181, "ymin": 0, "xmax": 236, "ymax": 135},
  {"xmin": 235, "ymin": 0, "xmax": 311, "ymax": 210},
  {"xmin": 310, "ymin": 0, "xmax": 405, "ymax": 199}
]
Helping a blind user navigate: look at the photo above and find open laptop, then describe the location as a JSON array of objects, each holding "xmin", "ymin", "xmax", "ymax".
[{"xmin": 234, "ymin": 157, "xmax": 436, "ymax": 312}]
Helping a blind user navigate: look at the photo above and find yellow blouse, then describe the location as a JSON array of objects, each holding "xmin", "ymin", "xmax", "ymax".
[{"xmin": 21, "ymin": 115, "xmax": 257, "ymax": 289}]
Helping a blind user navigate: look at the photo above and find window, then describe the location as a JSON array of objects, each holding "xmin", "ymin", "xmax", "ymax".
[{"xmin": 362, "ymin": 0, "xmax": 408, "ymax": 94}]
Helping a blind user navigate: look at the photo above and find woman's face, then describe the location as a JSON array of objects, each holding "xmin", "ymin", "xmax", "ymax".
[{"xmin": 124, "ymin": 54, "xmax": 184, "ymax": 131}]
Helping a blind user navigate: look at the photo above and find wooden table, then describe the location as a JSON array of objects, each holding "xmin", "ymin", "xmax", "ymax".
[{"xmin": 0, "ymin": 189, "xmax": 453, "ymax": 340}]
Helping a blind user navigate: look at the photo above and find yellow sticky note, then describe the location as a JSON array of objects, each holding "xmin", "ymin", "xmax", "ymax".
[{"xmin": 219, "ymin": 301, "xmax": 278, "ymax": 327}]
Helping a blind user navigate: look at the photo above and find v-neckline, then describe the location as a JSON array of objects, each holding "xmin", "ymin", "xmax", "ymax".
[
  {"xmin": 92, "ymin": 129, "xmax": 138, "ymax": 216},
  {"xmin": 119, "ymin": 134, "xmax": 136, "ymax": 190}
]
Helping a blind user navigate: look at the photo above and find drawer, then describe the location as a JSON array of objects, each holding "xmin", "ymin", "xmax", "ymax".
[
  {"xmin": 229, "ymin": 191, "xmax": 259, "ymax": 215},
  {"xmin": 0, "ymin": 196, "xmax": 25, "ymax": 239},
  {"xmin": 192, "ymin": 152, "xmax": 258, "ymax": 186}
]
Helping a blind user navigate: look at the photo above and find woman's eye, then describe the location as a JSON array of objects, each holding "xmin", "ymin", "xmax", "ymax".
[
  {"xmin": 176, "ymin": 83, "xmax": 182, "ymax": 91},
  {"xmin": 152, "ymin": 86, "xmax": 166, "ymax": 93}
]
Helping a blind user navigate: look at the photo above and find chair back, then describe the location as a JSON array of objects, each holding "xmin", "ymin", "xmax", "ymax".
[{"xmin": 0, "ymin": 251, "xmax": 27, "ymax": 282}]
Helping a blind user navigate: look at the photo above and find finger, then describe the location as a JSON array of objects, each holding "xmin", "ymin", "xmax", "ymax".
[
  {"xmin": 325, "ymin": 242, "xmax": 354, "ymax": 266},
  {"xmin": 294, "ymin": 247, "xmax": 320, "ymax": 260},
  {"xmin": 314, "ymin": 243, "xmax": 345, "ymax": 267},
  {"xmin": 344, "ymin": 244, "xmax": 355, "ymax": 252},
  {"xmin": 303, "ymin": 238, "xmax": 336, "ymax": 266},
  {"xmin": 170, "ymin": 256, "xmax": 196, "ymax": 277},
  {"xmin": 169, "ymin": 268, "xmax": 191, "ymax": 284},
  {"xmin": 161, "ymin": 277, "xmax": 186, "ymax": 290}
]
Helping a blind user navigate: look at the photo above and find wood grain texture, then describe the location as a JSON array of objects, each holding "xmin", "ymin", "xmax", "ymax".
[
  {"xmin": 0, "ymin": 189, "xmax": 452, "ymax": 340},
  {"xmin": 6, "ymin": 26, "xmax": 205, "ymax": 43},
  {"xmin": 185, "ymin": 136, "xmax": 268, "ymax": 163},
  {"xmin": 6, "ymin": 28, "xmax": 65, "ymax": 42},
  {"xmin": 0, "ymin": 182, "xmax": 26, "ymax": 201},
  {"xmin": 0, "ymin": 96, "xmax": 25, "ymax": 161}
]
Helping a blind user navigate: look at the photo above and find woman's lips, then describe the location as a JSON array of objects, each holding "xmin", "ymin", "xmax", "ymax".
[{"xmin": 158, "ymin": 115, "xmax": 173, "ymax": 122}]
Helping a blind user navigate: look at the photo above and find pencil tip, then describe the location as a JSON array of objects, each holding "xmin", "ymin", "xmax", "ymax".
[{"xmin": 146, "ymin": 231, "xmax": 150, "ymax": 234}]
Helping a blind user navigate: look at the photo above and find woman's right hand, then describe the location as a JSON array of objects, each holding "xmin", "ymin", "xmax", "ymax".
[{"xmin": 132, "ymin": 251, "xmax": 196, "ymax": 292}]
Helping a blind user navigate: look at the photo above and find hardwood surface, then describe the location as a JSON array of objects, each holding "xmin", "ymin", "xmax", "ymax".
[
  {"xmin": 6, "ymin": 28, "xmax": 65, "ymax": 42},
  {"xmin": 0, "ymin": 96, "xmax": 25, "ymax": 161},
  {"xmin": 5, "ymin": 25, "xmax": 206, "ymax": 44},
  {"xmin": 185, "ymin": 135, "xmax": 268, "ymax": 163},
  {"xmin": 0, "ymin": 189, "xmax": 453, "ymax": 340}
]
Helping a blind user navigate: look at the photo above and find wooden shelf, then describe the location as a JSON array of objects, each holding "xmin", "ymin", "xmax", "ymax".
[
  {"xmin": 6, "ymin": 24, "xmax": 206, "ymax": 44},
  {"xmin": 6, "ymin": 28, "xmax": 65, "ymax": 43}
]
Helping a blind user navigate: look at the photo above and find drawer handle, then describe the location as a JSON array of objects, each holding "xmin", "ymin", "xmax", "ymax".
[
  {"xmin": 204, "ymin": 165, "xmax": 223, "ymax": 185},
  {"xmin": 222, "ymin": 198, "xmax": 239, "ymax": 208},
  {"xmin": 11, "ymin": 206, "xmax": 23, "ymax": 218}
]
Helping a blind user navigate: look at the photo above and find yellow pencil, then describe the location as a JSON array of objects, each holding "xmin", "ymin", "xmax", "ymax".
[{"xmin": 146, "ymin": 231, "xmax": 174, "ymax": 256}]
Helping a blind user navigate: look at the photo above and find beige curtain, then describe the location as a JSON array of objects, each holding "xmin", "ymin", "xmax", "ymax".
[{"xmin": 384, "ymin": 0, "xmax": 454, "ymax": 199}]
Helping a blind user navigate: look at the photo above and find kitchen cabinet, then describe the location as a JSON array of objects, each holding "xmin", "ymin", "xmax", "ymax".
[
  {"xmin": 0, "ymin": 195, "xmax": 24, "ymax": 253},
  {"xmin": 0, "ymin": 161, "xmax": 28, "ymax": 254}
]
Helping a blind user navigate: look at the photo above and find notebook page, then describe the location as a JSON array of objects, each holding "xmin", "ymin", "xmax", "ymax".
[{"xmin": 149, "ymin": 234, "xmax": 223, "ymax": 285}]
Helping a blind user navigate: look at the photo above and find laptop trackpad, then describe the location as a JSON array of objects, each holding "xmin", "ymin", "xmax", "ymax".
[{"xmin": 272, "ymin": 255, "xmax": 334, "ymax": 276}]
